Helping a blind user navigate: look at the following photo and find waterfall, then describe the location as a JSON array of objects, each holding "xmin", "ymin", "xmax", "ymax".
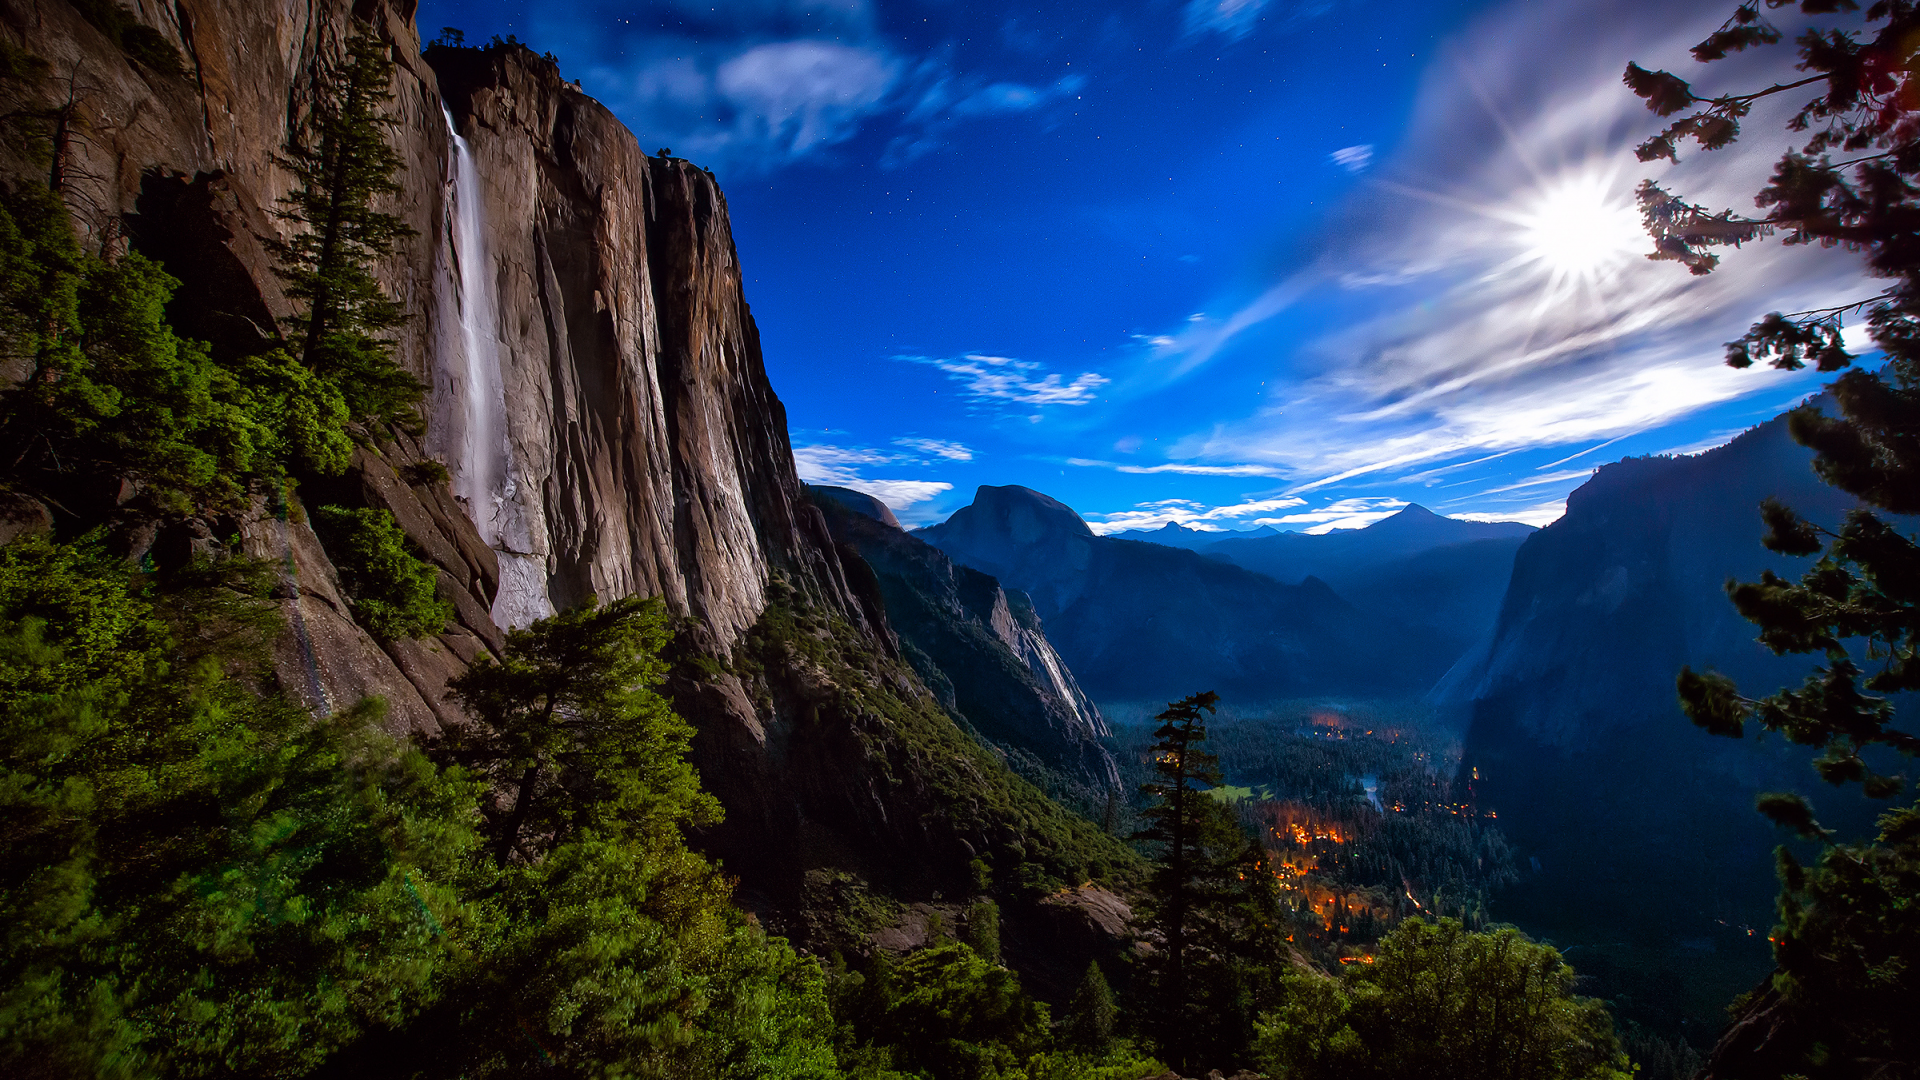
[{"xmin": 433, "ymin": 108, "xmax": 552, "ymax": 629}]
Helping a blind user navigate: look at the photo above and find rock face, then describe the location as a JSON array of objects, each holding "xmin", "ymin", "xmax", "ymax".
[
  {"xmin": 916, "ymin": 485, "xmax": 1401, "ymax": 704},
  {"xmin": 425, "ymin": 45, "xmax": 859, "ymax": 642},
  {"xmin": 811, "ymin": 486, "xmax": 1118, "ymax": 800},
  {"xmin": 1439, "ymin": 412, "xmax": 1875, "ymax": 949},
  {"xmin": 0, "ymin": 0, "xmax": 1130, "ymax": 944},
  {"xmin": 812, "ymin": 484, "xmax": 901, "ymax": 529}
]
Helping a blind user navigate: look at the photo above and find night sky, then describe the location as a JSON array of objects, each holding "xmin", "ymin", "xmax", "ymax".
[{"xmin": 416, "ymin": 0, "xmax": 1866, "ymax": 529}]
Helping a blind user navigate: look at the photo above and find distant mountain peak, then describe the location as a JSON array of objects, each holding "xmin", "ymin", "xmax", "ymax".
[{"xmin": 942, "ymin": 485, "xmax": 1095, "ymax": 539}]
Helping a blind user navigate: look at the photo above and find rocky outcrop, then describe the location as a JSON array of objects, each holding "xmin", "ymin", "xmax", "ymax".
[{"xmin": 811, "ymin": 486, "xmax": 1118, "ymax": 798}]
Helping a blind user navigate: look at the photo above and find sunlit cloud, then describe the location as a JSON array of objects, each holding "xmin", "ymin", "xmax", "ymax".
[
  {"xmin": 902, "ymin": 353, "xmax": 1110, "ymax": 407},
  {"xmin": 1128, "ymin": 0, "xmax": 1856, "ymax": 507}
]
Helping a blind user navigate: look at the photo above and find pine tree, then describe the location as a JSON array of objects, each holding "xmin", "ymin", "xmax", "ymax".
[
  {"xmin": 437, "ymin": 595, "xmax": 720, "ymax": 865},
  {"xmin": 1063, "ymin": 960, "xmax": 1116, "ymax": 1055},
  {"xmin": 1133, "ymin": 691, "xmax": 1284, "ymax": 1072},
  {"xmin": 1625, "ymin": 5, "xmax": 1920, "ymax": 1076},
  {"xmin": 267, "ymin": 22, "xmax": 422, "ymax": 427},
  {"xmin": 0, "ymin": 183, "xmax": 272, "ymax": 510}
]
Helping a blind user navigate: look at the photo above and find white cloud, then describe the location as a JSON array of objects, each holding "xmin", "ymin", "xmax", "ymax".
[
  {"xmin": 1454, "ymin": 500, "xmax": 1567, "ymax": 527},
  {"xmin": 844, "ymin": 479, "xmax": 955, "ymax": 510},
  {"xmin": 903, "ymin": 353, "xmax": 1110, "ymax": 407},
  {"xmin": 1255, "ymin": 497, "xmax": 1408, "ymax": 534},
  {"xmin": 1066, "ymin": 457, "xmax": 1287, "ymax": 477},
  {"xmin": 1085, "ymin": 495, "xmax": 1309, "ymax": 534},
  {"xmin": 791, "ymin": 443, "xmax": 952, "ymax": 520},
  {"xmin": 792, "ymin": 445, "xmax": 892, "ymax": 474},
  {"xmin": 893, "ymin": 437, "xmax": 974, "ymax": 460},
  {"xmin": 715, "ymin": 41, "xmax": 901, "ymax": 155},
  {"xmin": 1331, "ymin": 144, "xmax": 1373, "ymax": 172}
]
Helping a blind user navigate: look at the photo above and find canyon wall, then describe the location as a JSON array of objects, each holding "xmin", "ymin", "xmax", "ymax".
[{"xmin": 0, "ymin": 0, "xmax": 1131, "ymax": 936}]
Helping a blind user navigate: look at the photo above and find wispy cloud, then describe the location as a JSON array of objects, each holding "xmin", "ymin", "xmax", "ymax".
[
  {"xmin": 792, "ymin": 443, "xmax": 952, "ymax": 521},
  {"xmin": 1182, "ymin": 0, "xmax": 1269, "ymax": 39},
  {"xmin": 1455, "ymin": 468, "xmax": 1594, "ymax": 499},
  {"xmin": 1084, "ymin": 495, "xmax": 1312, "ymax": 535},
  {"xmin": 1067, "ymin": 458, "xmax": 1287, "ymax": 477},
  {"xmin": 893, "ymin": 437, "xmax": 975, "ymax": 460},
  {"xmin": 1331, "ymin": 144, "xmax": 1373, "ymax": 172},
  {"xmin": 886, "ymin": 71, "xmax": 1086, "ymax": 165},
  {"xmin": 1131, "ymin": 0, "xmax": 1854, "ymax": 502},
  {"xmin": 1085, "ymin": 495, "xmax": 1413, "ymax": 536},
  {"xmin": 537, "ymin": 3, "xmax": 1084, "ymax": 173},
  {"xmin": 1258, "ymin": 497, "xmax": 1409, "ymax": 534},
  {"xmin": 902, "ymin": 353, "xmax": 1110, "ymax": 408}
]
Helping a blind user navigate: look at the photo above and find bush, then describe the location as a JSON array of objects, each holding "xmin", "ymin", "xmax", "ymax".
[
  {"xmin": 1253, "ymin": 918, "xmax": 1632, "ymax": 1080},
  {"xmin": 0, "ymin": 185, "xmax": 280, "ymax": 510},
  {"xmin": 0, "ymin": 535, "xmax": 485, "ymax": 1078},
  {"xmin": 314, "ymin": 505, "xmax": 450, "ymax": 640}
]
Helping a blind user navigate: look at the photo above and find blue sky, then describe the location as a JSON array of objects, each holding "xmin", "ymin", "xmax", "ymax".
[{"xmin": 419, "ymin": 0, "xmax": 1869, "ymax": 530}]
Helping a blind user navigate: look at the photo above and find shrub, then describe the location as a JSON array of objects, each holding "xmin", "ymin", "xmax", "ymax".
[{"xmin": 314, "ymin": 505, "xmax": 450, "ymax": 640}]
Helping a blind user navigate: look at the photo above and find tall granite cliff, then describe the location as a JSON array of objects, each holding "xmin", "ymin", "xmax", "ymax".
[
  {"xmin": 1437, "ymin": 411, "xmax": 1876, "ymax": 955},
  {"xmin": 0, "ymin": 0, "xmax": 1133, "ymax": 949}
]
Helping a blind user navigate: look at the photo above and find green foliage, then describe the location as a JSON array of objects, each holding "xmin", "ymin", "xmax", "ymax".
[
  {"xmin": 1737, "ymin": 802, "xmax": 1920, "ymax": 1079},
  {"xmin": 313, "ymin": 505, "xmax": 450, "ymax": 641},
  {"xmin": 1132, "ymin": 692, "xmax": 1286, "ymax": 1072},
  {"xmin": 267, "ymin": 23, "xmax": 423, "ymax": 427},
  {"xmin": 439, "ymin": 596, "xmax": 716, "ymax": 862},
  {"xmin": 1061, "ymin": 962, "xmax": 1116, "ymax": 1055},
  {"xmin": 406, "ymin": 595, "xmax": 834, "ymax": 1079},
  {"xmin": 1113, "ymin": 705, "xmax": 1518, "ymax": 951},
  {"xmin": 963, "ymin": 899, "xmax": 1002, "ymax": 964},
  {"xmin": 832, "ymin": 943, "xmax": 1051, "ymax": 1080},
  {"xmin": 0, "ymin": 535, "xmax": 486, "ymax": 1078},
  {"xmin": 1253, "ymin": 918, "xmax": 1633, "ymax": 1080},
  {"xmin": 736, "ymin": 580, "xmax": 1142, "ymax": 897},
  {"xmin": 0, "ymin": 185, "xmax": 281, "ymax": 509},
  {"xmin": 0, "ymin": 543, "xmax": 839, "ymax": 1079}
]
